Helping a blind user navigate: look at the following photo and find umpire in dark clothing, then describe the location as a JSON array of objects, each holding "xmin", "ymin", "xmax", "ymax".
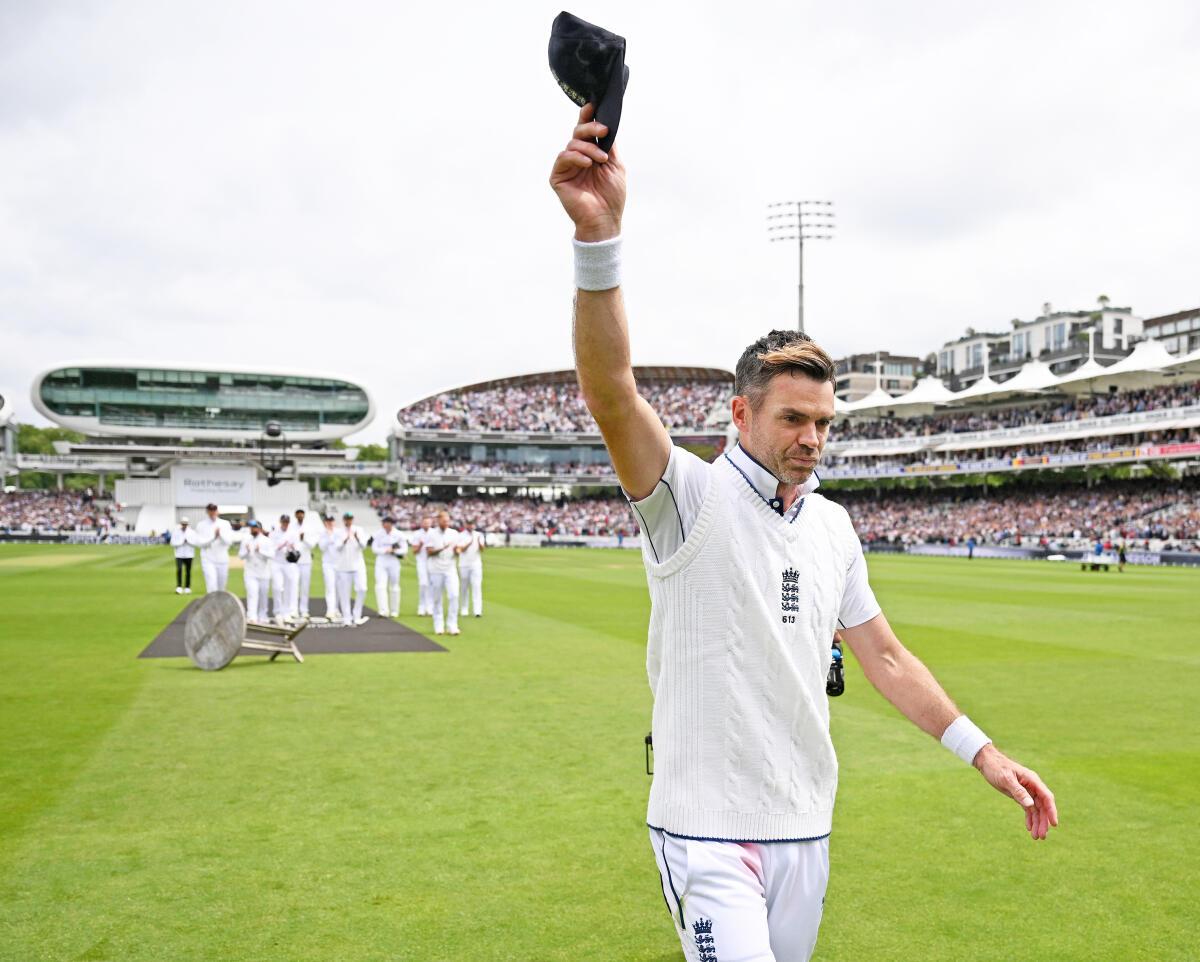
[{"xmin": 170, "ymin": 517, "xmax": 196, "ymax": 594}]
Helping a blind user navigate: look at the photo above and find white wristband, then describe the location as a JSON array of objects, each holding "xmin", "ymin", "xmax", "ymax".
[
  {"xmin": 940, "ymin": 715, "xmax": 991, "ymax": 765},
  {"xmin": 573, "ymin": 235, "xmax": 622, "ymax": 291}
]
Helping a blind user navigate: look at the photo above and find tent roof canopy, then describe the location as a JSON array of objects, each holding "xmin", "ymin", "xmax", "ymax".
[{"xmin": 840, "ymin": 339, "xmax": 1192, "ymax": 418}]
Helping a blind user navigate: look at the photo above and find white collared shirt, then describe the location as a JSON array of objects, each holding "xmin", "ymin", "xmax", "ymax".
[
  {"xmin": 628, "ymin": 443, "xmax": 880, "ymax": 628},
  {"xmin": 318, "ymin": 527, "xmax": 340, "ymax": 565},
  {"xmin": 269, "ymin": 524, "xmax": 297, "ymax": 563},
  {"xmin": 425, "ymin": 526, "xmax": 460, "ymax": 574},
  {"xmin": 239, "ymin": 532, "xmax": 272, "ymax": 577},
  {"xmin": 334, "ymin": 524, "xmax": 368, "ymax": 572},
  {"xmin": 171, "ymin": 526, "xmax": 196, "ymax": 558},
  {"xmin": 458, "ymin": 529, "xmax": 485, "ymax": 567},
  {"xmin": 194, "ymin": 516, "xmax": 234, "ymax": 563},
  {"xmin": 372, "ymin": 526, "xmax": 407, "ymax": 560},
  {"xmin": 292, "ymin": 518, "xmax": 314, "ymax": 563}
]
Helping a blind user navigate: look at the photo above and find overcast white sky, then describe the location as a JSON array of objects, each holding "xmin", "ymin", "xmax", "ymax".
[{"xmin": 2, "ymin": 0, "xmax": 1198, "ymax": 443}]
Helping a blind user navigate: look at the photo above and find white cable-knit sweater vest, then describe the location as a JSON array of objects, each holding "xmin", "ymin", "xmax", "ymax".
[{"xmin": 642, "ymin": 456, "xmax": 857, "ymax": 841}]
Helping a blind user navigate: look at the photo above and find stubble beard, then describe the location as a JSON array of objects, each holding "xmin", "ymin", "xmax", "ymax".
[
  {"xmin": 774, "ymin": 460, "xmax": 816, "ymax": 486},
  {"xmin": 767, "ymin": 442, "xmax": 821, "ymax": 488}
]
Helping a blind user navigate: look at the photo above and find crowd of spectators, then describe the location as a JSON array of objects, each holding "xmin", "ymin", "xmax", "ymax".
[
  {"xmin": 824, "ymin": 428, "xmax": 1199, "ymax": 473},
  {"xmin": 399, "ymin": 426, "xmax": 1199, "ymax": 479},
  {"xmin": 825, "ymin": 477, "xmax": 1199, "ymax": 547},
  {"xmin": 372, "ymin": 477, "xmax": 1199, "ymax": 547},
  {"xmin": 368, "ymin": 493, "xmax": 637, "ymax": 537},
  {"xmin": 0, "ymin": 489, "xmax": 117, "ymax": 534},
  {"xmin": 833, "ymin": 379, "xmax": 1200, "ymax": 442},
  {"xmin": 399, "ymin": 379, "xmax": 729, "ymax": 432},
  {"xmin": 401, "ymin": 457, "xmax": 614, "ymax": 477}
]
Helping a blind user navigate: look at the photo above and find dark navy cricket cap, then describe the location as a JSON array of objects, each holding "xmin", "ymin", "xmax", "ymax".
[{"xmin": 548, "ymin": 11, "xmax": 629, "ymax": 153}]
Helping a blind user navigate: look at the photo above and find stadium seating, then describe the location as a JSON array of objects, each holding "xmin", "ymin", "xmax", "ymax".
[
  {"xmin": 824, "ymin": 477, "xmax": 1199, "ymax": 548},
  {"xmin": 398, "ymin": 377, "xmax": 729, "ymax": 432},
  {"xmin": 0, "ymin": 489, "xmax": 118, "ymax": 535},
  {"xmin": 834, "ymin": 381, "xmax": 1198, "ymax": 441}
]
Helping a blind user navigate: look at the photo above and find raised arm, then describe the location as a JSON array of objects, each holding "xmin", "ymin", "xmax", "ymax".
[{"xmin": 550, "ymin": 103, "xmax": 670, "ymax": 500}]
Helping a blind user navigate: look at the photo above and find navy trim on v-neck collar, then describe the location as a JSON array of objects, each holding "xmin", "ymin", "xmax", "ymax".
[{"xmin": 723, "ymin": 443, "xmax": 817, "ymax": 522}]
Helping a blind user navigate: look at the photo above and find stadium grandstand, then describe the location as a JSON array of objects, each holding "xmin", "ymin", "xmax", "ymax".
[
  {"xmin": 5, "ymin": 330, "xmax": 1199, "ymax": 561},
  {"xmin": 32, "ymin": 363, "xmax": 373, "ymax": 442},
  {"xmin": 390, "ymin": 366, "xmax": 732, "ymax": 492},
  {"xmin": 375, "ymin": 341, "xmax": 1200, "ymax": 558},
  {"xmin": 6, "ymin": 363, "xmax": 379, "ymax": 538}
]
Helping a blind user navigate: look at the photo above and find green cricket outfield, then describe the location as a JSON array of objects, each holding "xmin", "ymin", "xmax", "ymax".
[{"xmin": 1, "ymin": 545, "xmax": 1196, "ymax": 961}]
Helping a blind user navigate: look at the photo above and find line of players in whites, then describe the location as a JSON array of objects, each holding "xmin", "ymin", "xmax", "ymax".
[{"xmin": 167, "ymin": 503, "xmax": 484, "ymax": 636}]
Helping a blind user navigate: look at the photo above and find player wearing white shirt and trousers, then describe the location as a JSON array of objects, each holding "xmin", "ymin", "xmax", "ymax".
[
  {"xmin": 193, "ymin": 503, "xmax": 234, "ymax": 593},
  {"xmin": 551, "ymin": 115, "xmax": 1057, "ymax": 962},
  {"xmin": 170, "ymin": 517, "xmax": 196, "ymax": 594},
  {"xmin": 424, "ymin": 510, "xmax": 461, "ymax": 636},
  {"xmin": 458, "ymin": 521, "xmax": 486, "ymax": 617},
  {"xmin": 371, "ymin": 516, "xmax": 407, "ymax": 618},
  {"xmin": 292, "ymin": 508, "xmax": 314, "ymax": 618},
  {"xmin": 268, "ymin": 514, "xmax": 301, "ymax": 622},
  {"xmin": 410, "ymin": 517, "xmax": 434, "ymax": 616},
  {"xmin": 238, "ymin": 520, "xmax": 272, "ymax": 621},
  {"xmin": 317, "ymin": 515, "xmax": 341, "ymax": 621},
  {"xmin": 334, "ymin": 511, "xmax": 369, "ymax": 625}
]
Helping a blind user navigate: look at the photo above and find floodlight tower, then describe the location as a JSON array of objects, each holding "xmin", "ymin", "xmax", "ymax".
[{"xmin": 766, "ymin": 200, "xmax": 835, "ymax": 334}]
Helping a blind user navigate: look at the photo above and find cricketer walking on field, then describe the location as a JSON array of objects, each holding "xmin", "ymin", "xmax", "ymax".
[
  {"xmin": 550, "ymin": 102, "xmax": 1058, "ymax": 962},
  {"xmin": 239, "ymin": 520, "xmax": 271, "ymax": 622},
  {"xmin": 458, "ymin": 521, "xmax": 485, "ymax": 617},
  {"xmin": 318, "ymin": 515, "xmax": 342, "ymax": 621},
  {"xmin": 268, "ymin": 514, "xmax": 300, "ymax": 622},
  {"xmin": 193, "ymin": 502, "xmax": 233, "ymax": 593},
  {"xmin": 424, "ymin": 510, "xmax": 461, "ymax": 636},
  {"xmin": 293, "ymin": 508, "xmax": 314, "ymax": 618},
  {"xmin": 334, "ymin": 512, "xmax": 369, "ymax": 626},
  {"xmin": 410, "ymin": 516, "xmax": 434, "ymax": 616},
  {"xmin": 370, "ymin": 516, "xmax": 407, "ymax": 618}
]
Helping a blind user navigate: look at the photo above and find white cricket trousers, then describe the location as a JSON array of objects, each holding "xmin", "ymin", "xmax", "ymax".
[
  {"xmin": 244, "ymin": 575, "xmax": 270, "ymax": 622},
  {"xmin": 375, "ymin": 557, "xmax": 401, "ymax": 617},
  {"xmin": 428, "ymin": 568, "xmax": 459, "ymax": 633},
  {"xmin": 650, "ymin": 829, "xmax": 829, "ymax": 962},
  {"xmin": 415, "ymin": 555, "xmax": 431, "ymax": 615},
  {"xmin": 296, "ymin": 562, "xmax": 312, "ymax": 616},
  {"xmin": 459, "ymin": 564, "xmax": 483, "ymax": 615},
  {"xmin": 336, "ymin": 568, "xmax": 366, "ymax": 621},
  {"xmin": 270, "ymin": 561, "xmax": 299, "ymax": 619},
  {"xmin": 200, "ymin": 559, "xmax": 229, "ymax": 593},
  {"xmin": 322, "ymin": 561, "xmax": 340, "ymax": 619}
]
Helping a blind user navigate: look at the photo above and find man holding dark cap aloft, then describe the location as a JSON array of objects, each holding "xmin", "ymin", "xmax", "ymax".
[{"xmin": 549, "ymin": 25, "xmax": 1057, "ymax": 961}]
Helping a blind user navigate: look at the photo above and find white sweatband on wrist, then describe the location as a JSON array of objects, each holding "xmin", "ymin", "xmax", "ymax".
[
  {"xmin": 573, "ymin": 235, "xmax": 622, "ymax": 291},
  {"xmin": 941, "ymin": 715, "xmax": 991, "ymax": 765}
]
